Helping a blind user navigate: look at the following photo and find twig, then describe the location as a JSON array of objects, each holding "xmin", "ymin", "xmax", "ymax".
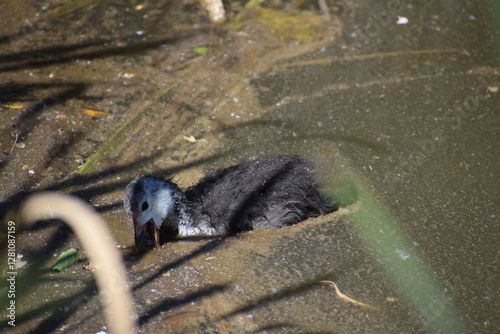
[
  {"xmin": 6, "ymin": 132, "xmax": 19, "ymax": 155},
  {"xmin": 317, "ymin": 280, "xmax": 379, "ymax": 310}
]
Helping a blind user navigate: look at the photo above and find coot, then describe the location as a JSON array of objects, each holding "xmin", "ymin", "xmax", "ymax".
[{"xmin": 124, "ymin": 156, "xmax": 335, "ymax": 248}]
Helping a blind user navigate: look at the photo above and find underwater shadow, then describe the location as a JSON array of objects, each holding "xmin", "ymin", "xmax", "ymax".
[
  {"xmin": 138, "ymin": 284, "xmax": 227, "ymax": 326},
  {"xmin": 130, "ymin": 232, "xmax": 231, "ymax": 291},
  {"xmin": 0, "ymin": 226, "xmax": 97, "ymax": 332}
]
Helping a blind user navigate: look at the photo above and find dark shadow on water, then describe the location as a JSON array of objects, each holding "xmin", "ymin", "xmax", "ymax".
[
  {"xmin": 19, "ymin": 285, "xmax": 98, "ymax": 334},
  {"xmin": 138, "ymin": 285, "xmax": 227, "ymax": 326},
  {"xmin": 0, "ymin": 11, "xmax": 354, "ymax": 330},
  {"xmin": 0, "ymin": 113, "xmax": 355, "ymax": 333},
  {"xmin": 1, "ymin": 135, "xmax": 228, "ymax": 221},
  {"xmin": 0, "ymin": 152, "xmax": 160, "ymax": 220},
  {"xmin": 0, "ymin": 0, "xmax": 207, "ymax": 73},
  {"xmin": 127, "ymin": 229, "xmax": 343, "ymax": 331},
  {"xmin": 0, "ymin": 83, "xmax": 89, "ymax": 152},
  {"xmin": 0, "ymin": 148, "xmax": 235, "ymax": 331},
  {"xmin": 219, "ymin": 272, "xmax": 338, "ymax": 322},
  {"xmin": 218, "ymin": 117, "xmax": 390, "ymax": 155},
  {"xmin": 129, "ymin": 233, "xmax": 231, "ymax": 290},
  {"xmin": 0, "ymin": 35, "xmax": 191, "ymax": 73},
  {"xmin": 0, "ymin": 221, "xmax": 92, "ymax": 332}
]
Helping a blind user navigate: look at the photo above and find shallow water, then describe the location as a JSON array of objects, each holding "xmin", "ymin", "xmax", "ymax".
[{"xmin": 1, "ymin": 1, "xmax": 498, "ymax": 333}]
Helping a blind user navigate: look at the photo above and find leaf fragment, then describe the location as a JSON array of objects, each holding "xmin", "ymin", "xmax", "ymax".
[
  {"xmin": 183, "ymin": 135, "xmax": 206, "ymax": 143},
  {"xmin": 83, "ymin": 109, "xmax": 109, "ymax": 117},
  {"xmin": 1, "ymin": 102, "xmax": 26, "ymax": 109},
  {"xmin": 183, "ymin": 135, "xmax": 197, "ymax": 142},
  {"xmin": 193, "ymin": 46, "xmax": 208, "ymax": 55},
  {"xmin": 53, "ymin": 248, "xmax": 80, "ymax": 272},
  {"xmin": 15, "ymin": 260, "xmax": 28, "ymax": 269}
]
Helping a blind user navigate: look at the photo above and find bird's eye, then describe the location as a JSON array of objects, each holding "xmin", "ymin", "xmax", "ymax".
[{"xmin": 141, "ymin": 202, "xmax": 149, "ymax": 211}]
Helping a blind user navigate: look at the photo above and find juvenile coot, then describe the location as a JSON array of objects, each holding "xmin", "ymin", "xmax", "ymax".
[{"xmin": 124, "ymin": 156, "xmax": 335, "ymax": 248}]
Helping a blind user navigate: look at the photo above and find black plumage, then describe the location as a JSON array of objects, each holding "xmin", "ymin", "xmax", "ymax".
[{"xmin": 124, "ymin": 156, "xmax": 335, "ymax": 248}]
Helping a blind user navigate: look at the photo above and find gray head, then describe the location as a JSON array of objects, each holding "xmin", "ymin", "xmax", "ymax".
[{"xmin": 124, "ymin": 176, "xmax": 181, "ymax": 248}]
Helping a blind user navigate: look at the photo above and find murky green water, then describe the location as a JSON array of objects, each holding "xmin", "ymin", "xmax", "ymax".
[{"xmin": 1, "ymin": 1, "xmax": 498, "ymax": 333}]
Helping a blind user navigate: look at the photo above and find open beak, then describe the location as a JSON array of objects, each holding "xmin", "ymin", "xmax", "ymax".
[{"xmin": 133, "ymin": 216, "xmax": 160, "ymax": 249}]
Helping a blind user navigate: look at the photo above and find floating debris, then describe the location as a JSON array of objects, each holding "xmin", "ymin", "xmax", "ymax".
[
  {"xmin": 53, "ymin": 248, "xmax": 80, "ymax": 272},
  {"xmin": 0, "ymin": 102, "xmax": 26, "ymax": 109},
  {"xmin": 119, "ymin": 73, "xmax": 135, "ymax": 79},
  {"xmin": 396, "ymin": 16, "xmax": 409, "ymax": 25},
  {"xmin": 183, "ymin": 135, "xmax": 207, "ymax": 143},
  {"xmin": 4, "ymin": 132, "xmax": 19, "ymax": 155},
  {"xmin": 83, "ymin": 109, "xmax": 109, "ymax": 117},
  {"xmin": 193, "ymin": 46, "xmax": 208, "ymax": 55},
  {"xmin": 15, "ymin": 259, "xmax": 28, "ymax": 269},
  {"xmin": 317, "ymin": 280, "xmax": 379, "ymax": 310},
  {"xmin": 83, "ymin": 262, "xmax": 98, "ymax": 272}
]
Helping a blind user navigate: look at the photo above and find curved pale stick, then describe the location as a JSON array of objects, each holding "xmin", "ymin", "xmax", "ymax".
[{"xmin": 18, "ymin": 192, "xmax": 138, "ymax": 334}]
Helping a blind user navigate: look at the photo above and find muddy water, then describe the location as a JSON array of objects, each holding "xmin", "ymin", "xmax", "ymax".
[{"xmin": 1, "ymin": 1, "xmax": 499, "ymax": 333}]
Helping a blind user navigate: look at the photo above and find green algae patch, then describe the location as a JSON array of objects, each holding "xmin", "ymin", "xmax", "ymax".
[
  {"xmin": 255, "ymin": 7, "xmax": 317, "ymax": 43},
  {"xmin": 227, "ymin": 5, "xmax": 325, "ymax": 43}
]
